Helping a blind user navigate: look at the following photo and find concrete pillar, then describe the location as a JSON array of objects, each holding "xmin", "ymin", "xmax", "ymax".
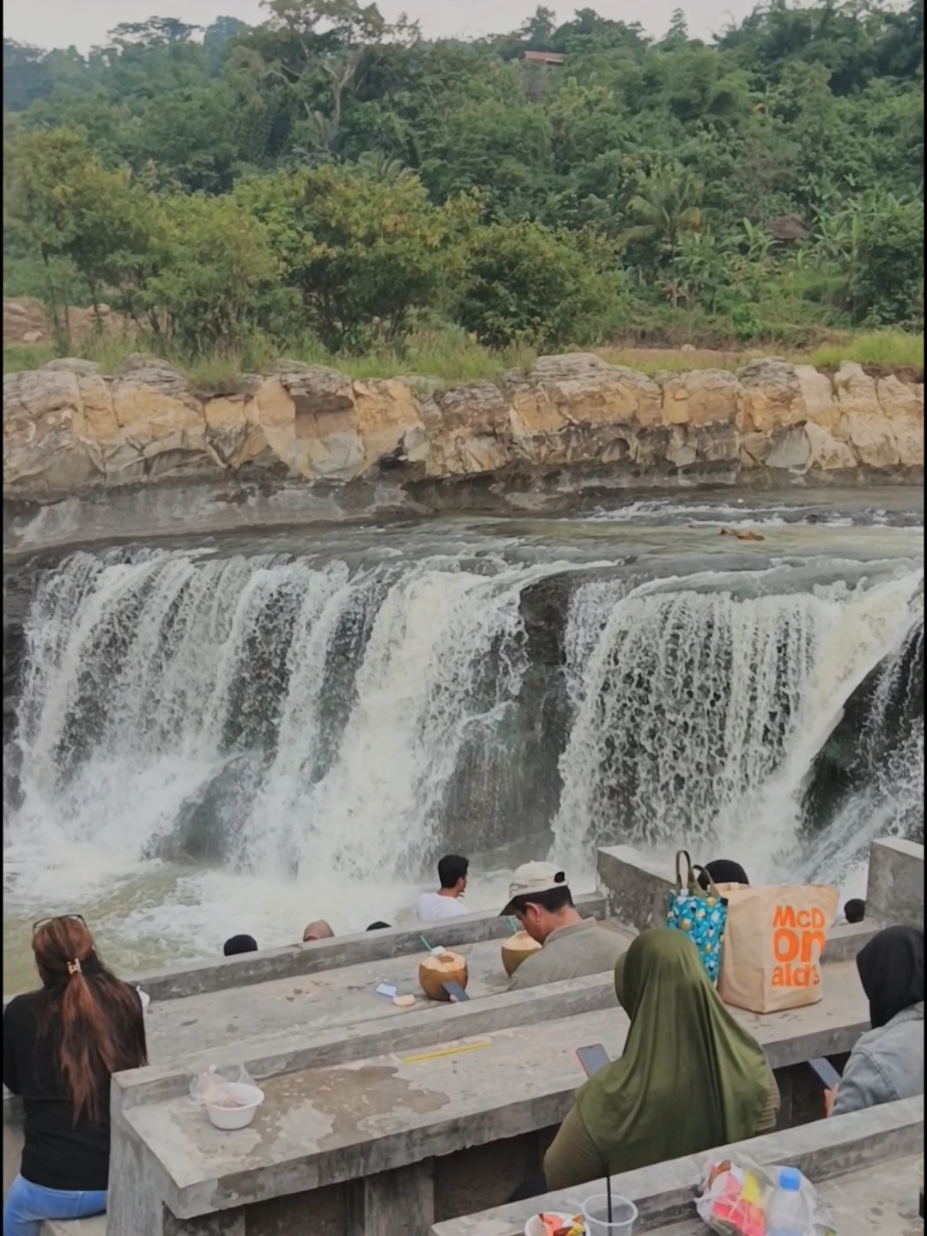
[
  {"xmin": 106, "ymin": 1115, "xmax": 166, "ymax": 1236},
  {"xmin": 354, "ymin": 1161, "xmax": 435, "ymax": 1236},
  {"xmin": 596, "ymin": 846, "xmax": 673, "ymax": 933},
  {"xmin": 865, "ymin": 838, "xmax": 924, "ymax": 929}
]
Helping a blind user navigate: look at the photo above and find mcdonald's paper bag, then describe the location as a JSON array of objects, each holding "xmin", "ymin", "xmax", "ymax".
[{"xmin": 717, "ymin": 884, "xmax": 839, "ymax": 1014}]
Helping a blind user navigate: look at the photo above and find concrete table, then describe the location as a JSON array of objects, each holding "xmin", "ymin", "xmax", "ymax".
[
  {"xmin": 109, "ymin": 961, "xmax": 869, "ymax": 1235},
  {"xmin": 143, "ymin": 936, "xmax": 518, "ymax": 1064},
  {"xmin": 598, "ymin": 1162, "xmax": 922, "ymax": 1236},
  {"xmin": 432, "ymin": 1097, "xmax": 923, "ymax": 1236}
]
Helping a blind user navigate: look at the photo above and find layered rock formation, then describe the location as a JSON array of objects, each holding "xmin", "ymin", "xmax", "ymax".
[{"xmin": 3, "ymin": 353, "xmax": 923, "ymax": 501}]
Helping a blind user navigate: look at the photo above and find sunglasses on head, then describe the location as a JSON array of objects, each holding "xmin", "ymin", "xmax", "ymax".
[{"xmin": 32, "ymin": 913, "xmax": 87, "ymax": 936}]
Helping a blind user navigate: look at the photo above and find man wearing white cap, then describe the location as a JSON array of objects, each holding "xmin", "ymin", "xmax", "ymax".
[{"xmin": 501, "ymin": 862, "xmax": 627, "ymax": 991}]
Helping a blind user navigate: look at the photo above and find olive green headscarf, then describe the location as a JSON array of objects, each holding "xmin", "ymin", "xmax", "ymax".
[{"xmin": 576, "ymin": 927, "xmax": 770, "ymax": 1176}]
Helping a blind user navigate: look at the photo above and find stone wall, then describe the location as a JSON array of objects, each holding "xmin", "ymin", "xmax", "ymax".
[{"xmin": 3, "ymin": 352, "xmax": 923, "ymax": 501}]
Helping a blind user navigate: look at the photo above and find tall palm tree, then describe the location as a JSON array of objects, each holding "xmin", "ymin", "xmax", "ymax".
[{"xmin": 618, "ymin": 165, "xmax": 704, "ymax": 306}]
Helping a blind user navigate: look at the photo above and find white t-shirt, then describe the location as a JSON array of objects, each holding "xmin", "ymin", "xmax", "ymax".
[{"xmin": 416, "ymin": 891, "xmax": 469, "ymax": 923}]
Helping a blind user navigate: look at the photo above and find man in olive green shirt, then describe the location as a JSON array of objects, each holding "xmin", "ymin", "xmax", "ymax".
[{"xmin": 502, "ymin": 861, "xmax": 628, "ymax": 991}]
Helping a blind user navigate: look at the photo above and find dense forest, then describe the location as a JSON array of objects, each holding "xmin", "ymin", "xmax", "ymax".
[{"xmin": 3, "ymin": 0, "xmax": 924, "ymax": 373}]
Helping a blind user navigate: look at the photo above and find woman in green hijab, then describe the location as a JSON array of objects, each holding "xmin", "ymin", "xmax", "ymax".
[{"xmin": 543, "ymin": 927, "xmax": 779, "ymax": 1191}]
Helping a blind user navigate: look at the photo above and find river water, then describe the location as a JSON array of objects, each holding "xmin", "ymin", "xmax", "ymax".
[{"xmin": 3, "ymin": 489, "xmax": 923, "ymax": 994}]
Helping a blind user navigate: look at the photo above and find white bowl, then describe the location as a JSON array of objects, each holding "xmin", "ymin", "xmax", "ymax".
[
  {"xmin": 206, "ymin": 1082, "xmax": 265, "ymax": 1130},
  {"xmin": 524, "ymin": 1213, "xmax": 584, "ymax": 1236}
]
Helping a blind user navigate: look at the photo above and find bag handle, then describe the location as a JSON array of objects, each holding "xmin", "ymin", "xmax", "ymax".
[
  {"xmin": 674, "ymin": 850, "xmax": 694, "ymax": 892},
  {"xmin": 692, "ymin": 864, "xmax": 725, "ymax": 903}
]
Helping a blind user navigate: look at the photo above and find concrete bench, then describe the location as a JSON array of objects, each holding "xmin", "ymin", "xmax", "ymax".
[
  {"xmin": 105, "ymin": 959, "xmax": 869, "ymax": 1235},
  {"xmin": 1, "ymin": 893, "xmax": 607, "ymax": 1010},
  {"xmin": 3, "ymin": 964, "xmax": 633, "ymax": 1210},
  {"xmin": 430, "ymin": 1095, "xmax": 923, "ymax": 1236},
  {"xmin": 596, "ymin": 838, "xmax": 925, "ymax": 941},
  {"xmin": 866, "ymin": 837, "xmax": 924, "ymax": 929}
]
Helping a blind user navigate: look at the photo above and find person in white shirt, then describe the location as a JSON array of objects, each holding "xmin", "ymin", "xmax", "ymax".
[{"xmin": 416, "ymin": 855, "xmax": 470, "ymax": 923}]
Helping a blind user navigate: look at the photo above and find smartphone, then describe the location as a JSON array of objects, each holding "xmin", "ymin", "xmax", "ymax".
[
  {"xmin": 443, "ymin": 980, "xmax": 470, "ymax": 1003},
  {"xmin": 808, "ymin": 1057, "xmax": 842, "ymax": 1089},
  {"xmin": 576, "ymin": 1044, "xmax": 610, "ymax": 1077}
]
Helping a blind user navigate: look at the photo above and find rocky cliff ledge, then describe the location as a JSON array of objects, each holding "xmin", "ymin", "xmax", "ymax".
[{"xmin": 3, "ymin": 352, "xmax": 923, "ymax": 501}]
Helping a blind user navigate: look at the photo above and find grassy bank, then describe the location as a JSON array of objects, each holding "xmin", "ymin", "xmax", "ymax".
[{"xmin": 3, "ymin": 327, "xmax": 923, "ymax": 393}]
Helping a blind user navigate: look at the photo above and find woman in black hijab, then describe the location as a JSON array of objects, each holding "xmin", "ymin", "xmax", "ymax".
[
  {"xmin": 829, "ymin": 925, "xmax": 924, "ymax": 1117},
  {"xmin": 857, "ymin": 925, "xmax": 924, "ymax": 1028},
  {"xmin": 697, "ymin": 860, "xmax": 749, "ymax": 890}
]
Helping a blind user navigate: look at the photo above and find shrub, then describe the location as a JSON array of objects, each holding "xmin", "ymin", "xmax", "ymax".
[{"xmin": 455, "ymin": 220, "xmax": 624, "ymax": 350}]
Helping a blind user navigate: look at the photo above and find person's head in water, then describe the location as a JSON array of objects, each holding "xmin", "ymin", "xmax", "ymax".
[
  {"xmin": 223, "ymin": 934, "xmax": 258, "ymax": 956},
  {"xmin": 31, "ymin": 914, "xmax": 148, "ymax": 1122},
  {"xmin": 437, "ymin": 855, "xmax": 469, "ymax": 899},
  {"xmin": 502, "ymin": 862, "xmax": 578, "ymax": 945},
  {"xmin": 302, "ymin": 920, "xmax": 334, "ymax": 943},
  {"xmin": 697, "ymin": 860, "xmax": 749, "ymax": 890},
  {"xmin": 844, "ymin": 899, "xmax": 866, "ymax": 924},
  {"xmin": 855, "ymin": 925, "xmax": 924, "ymax": 1029},
  {"xmin": 366, "ymin": 921, "xmax": 391, "ymax": 931}
]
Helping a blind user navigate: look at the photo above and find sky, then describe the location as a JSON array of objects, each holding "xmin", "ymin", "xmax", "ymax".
[{"xmin": 3, "ymin": 0, "xmax": 759, "ymax": 55}]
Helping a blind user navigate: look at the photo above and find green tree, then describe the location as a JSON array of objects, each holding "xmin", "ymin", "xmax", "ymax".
[
  {"xmin": 238, "ymin": 164, "xmax": 465, "ymax": 349},
  {"xmin": 849, "ymin": 197, "xmax": 924, "ymax": 327},
  {"xmin": 456, "ymin": 219, "xmax": 623, "ymax": 349},
  {"xmin": 259, "ymin": 0, "xmax": 417, "ymax": 150},
  {"xmin": 4, "ymin": 128, "xmax": 152, "ymax": 343},
  {"xmin": 134, "ymin": 193, "xmax": 284, "ymax": 354}
]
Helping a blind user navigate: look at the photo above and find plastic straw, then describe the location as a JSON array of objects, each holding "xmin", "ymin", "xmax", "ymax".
[
  {"xmin": 420, "ymin": 936, "xmax": 433, "ymax": 953},
  {"xmin": 606, "ymin": 1174, "xmax": 613, "ymax": 1223}
]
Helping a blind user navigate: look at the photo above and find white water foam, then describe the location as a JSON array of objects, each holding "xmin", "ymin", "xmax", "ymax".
[
  {"xmin": 5, "ymin": 550, "xmax": 572, "ymax": 972},
  {"xmin": 553, "ymin": 566, "xmax": 923, "ymax": 885}
]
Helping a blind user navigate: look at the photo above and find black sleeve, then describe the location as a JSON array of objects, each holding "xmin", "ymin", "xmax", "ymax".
[{"xmin": 3, "ymin": 1000, "xmax": 23, "ymax": 1095}]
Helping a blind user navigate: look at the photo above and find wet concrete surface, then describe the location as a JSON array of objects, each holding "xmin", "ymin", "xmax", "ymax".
[
  {"xmin": 125, "ymin": 961, "xmax": 868, "ymax": 1214},
  {"xmin": 144, "ymin": 937, "xmax": 514, "ymax": 1064}
]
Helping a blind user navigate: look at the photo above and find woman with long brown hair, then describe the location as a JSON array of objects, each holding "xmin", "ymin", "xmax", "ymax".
[{"xmin": 3, "ymin": 915, "xmax": 147, "ymax": 1236}]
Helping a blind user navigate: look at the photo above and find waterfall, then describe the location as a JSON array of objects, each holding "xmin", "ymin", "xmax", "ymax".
[
  {"xmin": 553, "ymin": 568, "xmax": 923, "ymax": 883},
  {"xmin": 795, "ymin": 615, "xmax": 924, "ymax": 888},
  {"xmin": 6, "ymin": 548, "xmax": 575, "ymax": 903},
  {"xmin": 3, "ymin": 530, "xmax": 922, "ymax": 968}
]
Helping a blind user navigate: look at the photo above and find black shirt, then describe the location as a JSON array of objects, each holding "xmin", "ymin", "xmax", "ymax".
[{"xmin": 3, "ymin": 983, "xmax": 147, "ymax": 1191}]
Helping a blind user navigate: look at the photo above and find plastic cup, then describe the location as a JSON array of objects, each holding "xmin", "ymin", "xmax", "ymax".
[
  {"xmin": 205, "ymin": 1082, "xmax": 264, "ymax": 1130},
  {"xmin": 581, "ymin": 1194, "xmax": 638, "ymax": 1235}
]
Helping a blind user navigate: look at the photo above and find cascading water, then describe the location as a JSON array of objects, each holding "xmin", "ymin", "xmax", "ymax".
[
  {"xmin": 796, "ymin": 613, "xmax": 924, "ymax": 891},
  {"xmin": 3, "ymin": 501, "xmax": 923, "ymax": 986},
  {"xmin": 553, "ymin": 568, "xmax": 923, "ymax": 883}
]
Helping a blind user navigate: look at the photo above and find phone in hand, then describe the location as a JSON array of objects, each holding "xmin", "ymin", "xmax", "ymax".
[
  {"xmin": 443, "ymin": 980, "xmax": 470, "ymax": 1003},
  {"xmin": 576, "ymin": 1044, "xmax": 610, "ymax": 1077},
  {"xmin": 808, "ymin": 1057, "xmax": 842, "ymax": 1089}
]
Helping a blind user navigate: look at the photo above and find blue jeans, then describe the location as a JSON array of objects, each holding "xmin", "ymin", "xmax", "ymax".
[{"xmin": 3, "ymin": 1175, "xmax": 107, "ymax": 1236}]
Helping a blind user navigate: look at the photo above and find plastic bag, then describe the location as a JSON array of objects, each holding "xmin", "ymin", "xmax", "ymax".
[
  {"xmin": 695, "ymin": 1156, "xmax": 835, "ymax": 1236},
  {"xmin": 189, "ymin": 1064, "xmax": 256, "ymax": 1110}
]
